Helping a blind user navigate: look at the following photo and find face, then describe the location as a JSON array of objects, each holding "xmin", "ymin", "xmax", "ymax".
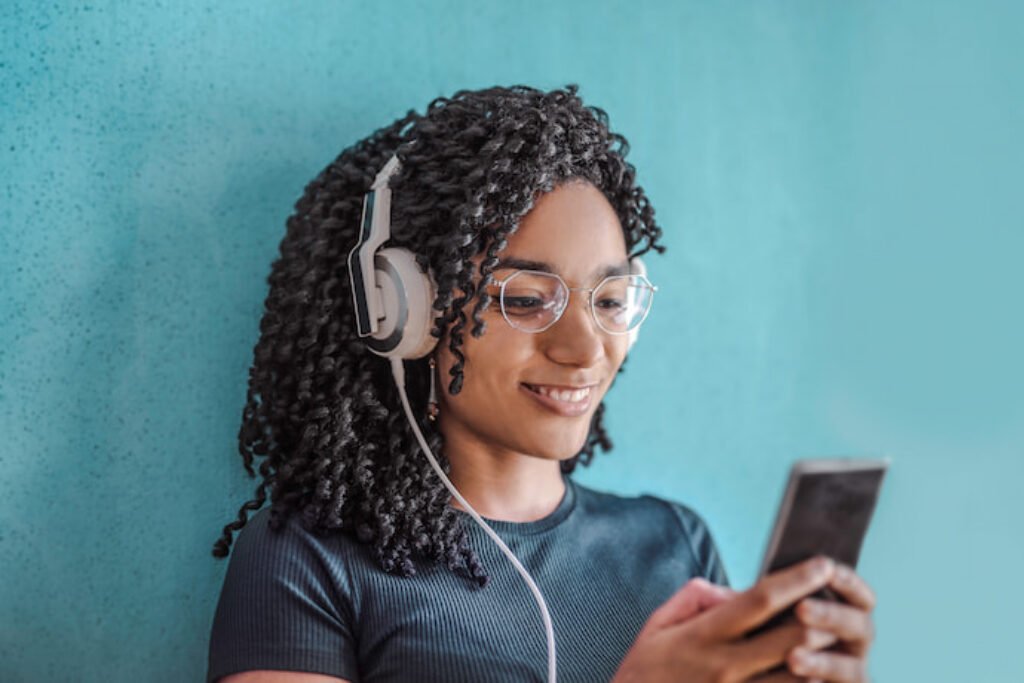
[{"xmin": 434, "ymin": 179, "xmax": 631, "ymax": 464}]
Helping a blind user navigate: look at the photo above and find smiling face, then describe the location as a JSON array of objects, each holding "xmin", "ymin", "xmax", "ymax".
[{"xmin": 434, "ymin": 179, "xmax": 631, "ymax": 467}]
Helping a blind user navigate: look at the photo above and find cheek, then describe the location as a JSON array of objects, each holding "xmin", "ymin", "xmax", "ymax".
[
  {"xmin": 435, "ymin": 320, "xmax": 534, "ymax": 397},
  {"xmin": 607, "ymin": 337, "xmax": 629, "ymax": 366}
]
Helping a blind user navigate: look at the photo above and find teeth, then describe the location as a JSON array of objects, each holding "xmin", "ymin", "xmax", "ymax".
[{"xmin": 530, "ymin": 385, "xmax": 591, "ymax": 403}]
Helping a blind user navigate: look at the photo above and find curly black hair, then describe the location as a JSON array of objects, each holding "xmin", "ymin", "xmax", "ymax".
[{"xmin": 212, "ymin": 84, "xmax": 666, "ymax": 589}]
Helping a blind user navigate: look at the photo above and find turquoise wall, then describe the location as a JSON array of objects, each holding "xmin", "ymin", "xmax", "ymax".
[{"xmin": 3, "ymin": 1, "xmax": 1021, "ymax": 681}]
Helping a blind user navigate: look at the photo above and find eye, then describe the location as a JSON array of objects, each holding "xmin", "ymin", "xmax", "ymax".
[
  {"xmin": 595, "ymin": 297, "xmax": 626, "ymax": 311},
  {"xmin": 503, "ymin": 295, "xmax": 554, "ymax": 316}
]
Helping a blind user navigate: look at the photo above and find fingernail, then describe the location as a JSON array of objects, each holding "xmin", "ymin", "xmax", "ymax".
[
  {"xmin": 801, "ymin": 599, "xmax": 824, "ymax": 620},
  {"xmin": 813, "ymin": 556, "xmax": 834, "ymax": 579},
  {"xmin": 790, "ymin": 648, "xmax": 811, "ymax": 674},
  {"xmin": 799, "ymin": 651, "xmax": 823, "ymax": 669}
]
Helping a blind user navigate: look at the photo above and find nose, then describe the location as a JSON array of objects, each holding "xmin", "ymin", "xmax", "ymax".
[{"xmin": 542, "ymin": 292, "xmax": 604, "ymax": 367}]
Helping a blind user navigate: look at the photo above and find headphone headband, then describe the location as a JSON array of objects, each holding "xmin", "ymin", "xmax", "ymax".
[{"xmin": 348, "ymin": 156, "xmax": 403, "ymax": 338}]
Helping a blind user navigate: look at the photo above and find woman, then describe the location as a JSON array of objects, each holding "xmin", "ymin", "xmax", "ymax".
[{"xmin": 207, "ymin": 84, "xmax": 876, "ymax": 683}]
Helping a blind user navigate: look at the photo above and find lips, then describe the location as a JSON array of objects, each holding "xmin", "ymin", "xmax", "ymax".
[{"xmin": 521, "ymin": 382, "xmax": 597, "ymax": 417}]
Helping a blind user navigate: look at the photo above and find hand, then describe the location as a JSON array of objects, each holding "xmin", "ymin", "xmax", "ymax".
[
  {"xmin": 611, "ymin": 556, "xmax": 840, "ymax": 683},
  {"xmin": 786, "ymin": 563, "xmax": 876, "ymax": 682},
  {"xmin": 643, "ymin": 576, "xmax": 737, "ymax": 630}
]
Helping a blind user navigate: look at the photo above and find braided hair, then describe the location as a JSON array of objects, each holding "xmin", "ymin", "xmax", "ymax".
[{"xmin": 212, "ymin": 84, "xmax": 666, "ymax": 588}]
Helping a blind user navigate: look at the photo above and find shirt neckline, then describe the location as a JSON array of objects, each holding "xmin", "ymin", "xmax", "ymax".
[{"xmin": 453, "ymin": 472, "xmax": 577, "ymax": 536}]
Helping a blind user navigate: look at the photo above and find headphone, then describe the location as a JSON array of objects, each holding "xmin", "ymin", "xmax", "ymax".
[
  {"xmin": 347, "ymin": 154, "xmax": 646, "ymax": 361},
  {"xmin": 346, "ymin": 153, "xmax": 648, "ymax": 683}
]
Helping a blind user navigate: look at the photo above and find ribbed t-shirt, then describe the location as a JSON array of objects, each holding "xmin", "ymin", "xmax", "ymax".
[{"xmin": 207, "ymin": 472, "xmax": 729, "ymax": 683}]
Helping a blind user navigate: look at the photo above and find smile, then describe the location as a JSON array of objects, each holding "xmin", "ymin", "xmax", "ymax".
[{"xmin": 521, "ymin": 383, "xmax": 597, "ymax": 417}]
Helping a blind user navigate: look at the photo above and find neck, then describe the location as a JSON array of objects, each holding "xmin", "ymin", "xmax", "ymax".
[{"xmin": 442, "ymin": 436, "xmax": 566, "ymax": 522}]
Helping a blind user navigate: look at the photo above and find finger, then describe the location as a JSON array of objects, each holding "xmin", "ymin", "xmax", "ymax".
[
  {"xmin": 827, "ymin": 564, "xmax": 877, "ymax": 612},
  {"xmin": 789, "ymin": 647, "xmax": 869, "ymax": 683},
  {"xmin": 751, "ymin": 670, "xmax": 823, "ymax": 683},
  {"xmin": 795, "ymin": 598, "xmax": 875, "ymax": 653},
  {"xmin": 645, "ymin": 577, "xmax": 735, "ymax": 631},
  {"xmin": 725, "ymin": 619, "xmax": 837, "ymax": 680},
  {"xmin": 695, "ymin": 556, "xmax": 836, "ymax": 640}
]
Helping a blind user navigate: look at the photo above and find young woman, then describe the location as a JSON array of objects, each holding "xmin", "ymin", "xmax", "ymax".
[{"xmin": 207, "ymin": 84, "xmax": 876, "ymax": 683}]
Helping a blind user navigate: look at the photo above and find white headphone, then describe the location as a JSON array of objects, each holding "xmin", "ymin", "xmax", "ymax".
[
  {"xmin": 347, "ymin": 154, "xmax": 645, "ymax": 361},
  {"xmin": 346, "ymin": 154, "xmax": 648, "ymax": 683},
  {"xmin": 347, "ymin": 155, "xmax": 438, "ymax": 359}
]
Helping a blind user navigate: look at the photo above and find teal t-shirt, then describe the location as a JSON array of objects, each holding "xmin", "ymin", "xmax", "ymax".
[{"xmin": 207, "ymin": 472, "xmax": 729, "ymax": 683}]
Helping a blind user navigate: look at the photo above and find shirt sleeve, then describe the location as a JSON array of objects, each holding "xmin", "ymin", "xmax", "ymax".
[
  {"xmin": 668, "ymin": 502, "xmax": 731, "ymax": 588},
  {"xmin": 206, "ymin": 508, "xmax": 361, "ymax": 683}
]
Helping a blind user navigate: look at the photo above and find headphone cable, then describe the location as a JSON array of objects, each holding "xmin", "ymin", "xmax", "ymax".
[{"xmin": 389, "ymin": 356, "xmax": 558, "ymax": 683}]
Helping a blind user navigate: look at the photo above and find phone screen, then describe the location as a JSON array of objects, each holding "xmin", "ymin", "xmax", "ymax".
[
  {"xmin": 747, "ymin": 458, "xmax": 888, "ymax": 639},
  {"xmin": 759, "ymin": 458, "xmax": 889, "ymax": 578}
]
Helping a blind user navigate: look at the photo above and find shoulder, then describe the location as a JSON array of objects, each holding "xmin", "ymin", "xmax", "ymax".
[
  {"xmin": 222, "ymin": 505, "xmax": 361, "ymax": 613},
  {"xmin": 572, "ymin": 478, "xmax": 713, "ymax": 536},
  {"xmin": 571, "ymin": 479, "xmax": 729, "ymax": 585},
  {"xmin": 208, "ymin": 506, "xmax": 363, "ymax": 682},
  {"xmin": 231, "ymin": 505, "xmax": 360, "ymax": 562},
  {"xmin": 228, "ymin": 505, "xmax": 324, "ymax": 568},
  {"xmin": 232, "ymin": 504, "xmax": 317, "ymax": 547}
]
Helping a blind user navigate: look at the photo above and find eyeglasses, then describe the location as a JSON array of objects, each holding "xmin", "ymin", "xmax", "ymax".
[{"xmin": 487, "ymin": 270, "xmax": 657, "ymax": 334}]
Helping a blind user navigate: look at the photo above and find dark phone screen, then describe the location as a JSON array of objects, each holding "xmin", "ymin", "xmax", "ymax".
[
  {"xmin": 764, "ymin": 467, "xmax": 886, "ymax": 575},
  {"xmin": 747, "ymin": 462, "xmax": 886, "ymax": 641}
]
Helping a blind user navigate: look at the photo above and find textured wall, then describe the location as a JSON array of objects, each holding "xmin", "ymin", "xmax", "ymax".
[{"xmin": 2, "ymin": 1, "xmax": 1022, "ymax": 681}]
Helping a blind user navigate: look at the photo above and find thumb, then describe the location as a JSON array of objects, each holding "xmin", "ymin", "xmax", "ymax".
[{"xmin": 645, "ymin": 578, "xmax": 736, "ymax": 632}]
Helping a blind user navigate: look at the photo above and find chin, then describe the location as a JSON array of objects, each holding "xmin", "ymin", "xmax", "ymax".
[{"xmin": 519, "ymin": 429, "xmax": 591, "ymax": 461}]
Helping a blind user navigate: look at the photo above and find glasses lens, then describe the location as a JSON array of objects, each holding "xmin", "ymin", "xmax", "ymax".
[
  {"xmin": 593, "ymin": 275, "xmax": 654, "ymax": 333},
  {"xmin": 499, "ymin": 271, "xmax": 566, "ymax": 331}
]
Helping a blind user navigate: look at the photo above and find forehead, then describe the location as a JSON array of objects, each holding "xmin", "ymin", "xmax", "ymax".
[{"xmin": 496, "ymin": 180, "xmax": 628, "ymax": 281}]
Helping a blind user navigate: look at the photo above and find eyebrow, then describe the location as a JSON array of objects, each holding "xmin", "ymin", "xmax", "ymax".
[{"xmin": 493, "ymin": 257, "xmax": 631, "ymax": 280}]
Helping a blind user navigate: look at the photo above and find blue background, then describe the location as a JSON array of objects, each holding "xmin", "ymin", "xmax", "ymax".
[{"xmin": 2, "ymin": 1, "xmax": 1021, "ymax": 681}]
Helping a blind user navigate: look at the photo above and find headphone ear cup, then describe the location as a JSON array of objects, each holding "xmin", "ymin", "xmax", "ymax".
[{"xmin": 365, "ymin": 247, "xmax": 438, "ymax": 360}]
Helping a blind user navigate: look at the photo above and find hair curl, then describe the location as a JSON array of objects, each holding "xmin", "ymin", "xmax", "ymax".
[{"xmin": 212, "ymin": 84, "xmax": 666, "ymax": 588}]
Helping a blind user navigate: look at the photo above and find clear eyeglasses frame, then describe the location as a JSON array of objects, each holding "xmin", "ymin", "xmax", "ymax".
[{"xmin": 487, "ymin": 269, "xmax": 658, "ymax": 335}]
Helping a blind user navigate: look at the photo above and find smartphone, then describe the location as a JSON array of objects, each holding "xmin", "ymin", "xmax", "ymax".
[{"xmin": 748, "ymin": 457, "xmax": 889, "ymax": 637}]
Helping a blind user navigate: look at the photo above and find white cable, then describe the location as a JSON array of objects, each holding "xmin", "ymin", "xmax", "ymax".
[{"xmin": 390, "ymin": 356, "xmax": 558, "ymax": 683}]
